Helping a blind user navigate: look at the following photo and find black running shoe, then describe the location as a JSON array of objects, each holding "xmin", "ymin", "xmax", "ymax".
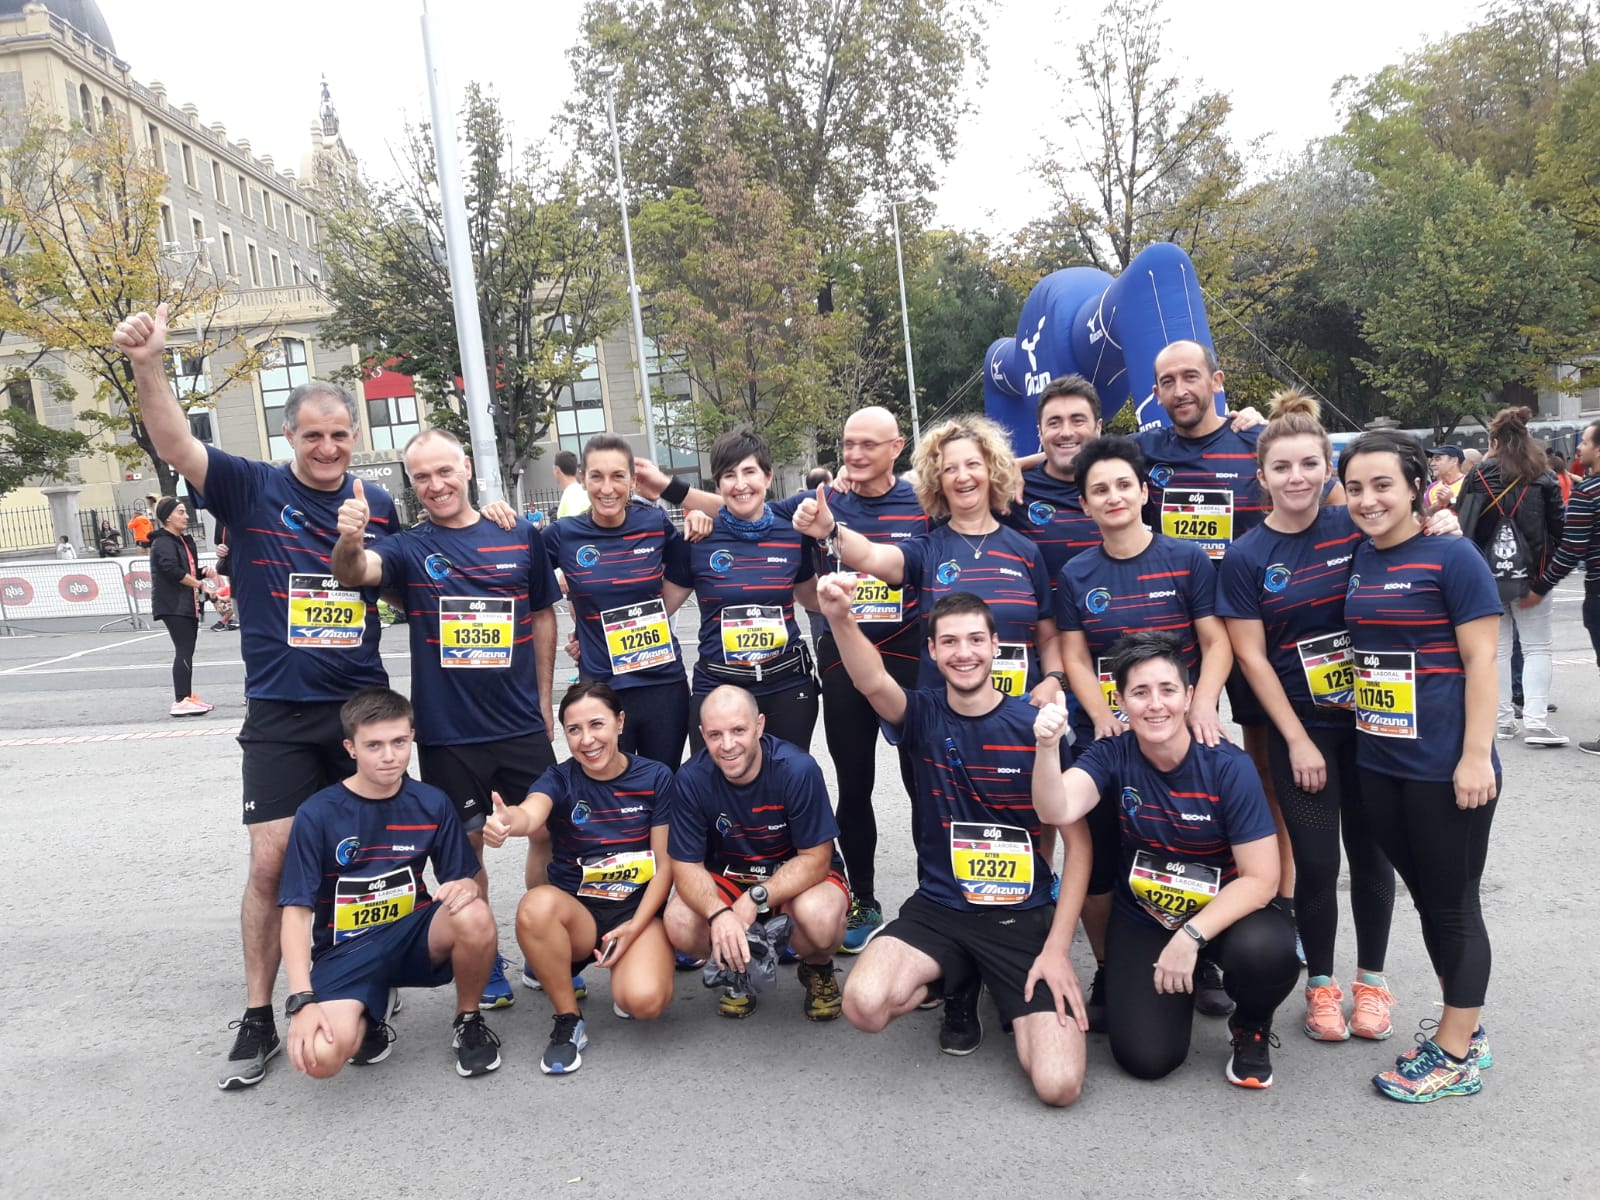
[
  {"xmin": 217, "ymin": 1013, "xmax": 280, "ymax": 1090},
  {"xmin": 451, "ymin": 1011, "xmax": 502, "ymax": 1077},
  {"xmin": 938, "ymin": 978, "xmax": 983, "ymax": 1056},
  {"xmin": 1195, "ymin": 957, "xmax": 1235, "ymax": 1017},
  {"xmin": 539, "ymin": 1011, "xmax": 588, "ymax": 1075},
  {"xmin": 1086, "ymin": 964, "xmax": 1107, "ymax": 1034},
  {"xmin": 349, "ymin": 988, "xmax": 401, "ymax": 1066},
  {"xmin": 1226, "ymin": 1019, "xmax": 1280, "ymax": 1089}
]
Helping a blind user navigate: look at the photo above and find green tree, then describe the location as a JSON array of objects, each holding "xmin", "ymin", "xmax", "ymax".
[
  {"xmin": 320, "ymin": 86, "xmax": 618, "ymax": 496},
  {"xmin": 1534, "ymin": 59, "xmax": 1600, "ymax": 247},
  {"xmin": 1330, "ymin": 150, "xmax": 1588, "ymax": 437},
  {"xmin": 0, "ymin": 404, "xmax": 88, "ymax": 498}
]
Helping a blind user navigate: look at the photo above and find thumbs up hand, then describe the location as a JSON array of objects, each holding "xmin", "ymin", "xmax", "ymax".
[
  {"xmin": 793, "ymin": 483, "xmax": 836, "ymax": 539},
  {"xmin": 1033, "ymin": 699, "xmax": 1069, "ymax": 748},
  {"xmin": 482, "ymin": 791, "xmax": 517, "ymax": 849},
  {"xmin": 112, "ymin": 302, "xmax": 169, "ymax": 368},
  {"xmin": 336, "ymin": 477, "xmax": 369, "ymax": 540}
]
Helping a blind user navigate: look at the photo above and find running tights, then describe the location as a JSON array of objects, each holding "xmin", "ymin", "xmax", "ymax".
[
  {"xmin": 1357, "ymin": 769, "xmax": 1497, "ymax": 1009},
  {"xmin": 1267, "ymin": 723, "xmax": 1395, "ymax": 978},
  {"xmin": 615, "ymin": 678, "xmax": 690, "ymax": 771},
  {"xmin": 159, "ymin": 615, "xmax": 198, "ymax": 701}
]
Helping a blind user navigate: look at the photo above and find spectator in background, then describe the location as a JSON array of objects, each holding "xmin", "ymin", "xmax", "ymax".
[
  {"xmin": 1549, "ymin": 448, "xmax": 1579, "ymax": 506},
  {"xmin": 127, "ymin": 508, "xmax": 153, "ymax": 548},
  {"xmin": 1464, "ymin": 448, "xmax": 1484, "ymax": 470},
  {"xmin": 1427, "ymin": 445, "xmax": 1467, "ymax": 502},
  {"xmin": 554, "ymin": 449, "xmax": 589, "ymax": 519},
  {"xmin": 149, "ymin": 496, "xmax": 216, "ymax": 718},
  {"xmin": 805, "ymin": 466, "xmax": 834, "ymax": 491},
  {"xmin": 55, "ymin": 535, "xmax": 77, "ymax": 560},
  {"xmin": 98, "ymin": 520, "xmax": 121, "ymax": 558}
]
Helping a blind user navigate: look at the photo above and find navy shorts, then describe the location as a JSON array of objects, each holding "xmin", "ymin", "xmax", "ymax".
[
  {"xmin": 419, "ymin": 731, "xmax": 557, "ymax": 832},
  {"xmin": 310, "ymin": 904, "xmax": 454, "ymax": 1022}
]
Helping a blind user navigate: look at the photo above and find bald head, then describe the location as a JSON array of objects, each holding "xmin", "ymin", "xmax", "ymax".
[
  {"xmin": 841, "ymin": 406, "xmax": 904, "ymax": 492},
  {"xmin": 699, "ymin": 685, "xmax": 765, "ymax": 784},
  {"xmin": 702, "ymin": 685, "xmax": 760, "ymax": 724}
]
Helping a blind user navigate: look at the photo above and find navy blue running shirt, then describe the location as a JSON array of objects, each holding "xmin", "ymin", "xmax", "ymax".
[
  {"xmin": 685, "ymin": 507, "xmax": 814, "ymax": 697},
  {"xmin": 1216, "ymin": 507, "xmax": 1363, "ymax": 722},
  {"xmin": 1073, "ymin": 733, "xmax": 1277, "ymax": 930},
  {"xmin": 373, "ymin": 516, "xmax": 560, "ymax": 744},
  {"xmin": 1138, "ymin": 424, "xmax": 1266, "ymax": 562},
  {"xmin": 197, "ymin": 445, "xmax": 395, "ymax": 702},
  {"xmin": 667, "ymin": 736, "xmax": 840, "ymax": 884},
  {"xmin": 898, "ymin": 522, "xmax": 1053, "ymax": 691},
  {"xmin": 531, "ymin": 755, "xmax": 674, "ymax": 899},
  {"xmin": 544, "ymin": 501, "xmax": 693, "ymax": 690},
  {"xmin": 881, "ymin": 689, "xmax": 1053, "ymax": 913},
  {"xmin": 1007, "ymin": 465, "xmax": 1102, "ymax": 592},
  {"xmin": 278, "ymin": 778, "xmax": 477, "ymax": 959},
  {"xmin": 1343, "ymin": 533, "xmax": 1502, "ymax": 782}
]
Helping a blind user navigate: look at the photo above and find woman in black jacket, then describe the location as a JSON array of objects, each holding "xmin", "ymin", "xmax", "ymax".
[
  {"xmin": 1457, "ymin": 406, "xmax": 1566, "ymax": 746},
  {"xmin": 149, "ymin": 497, "xmax": 215, "ymax": 717}
]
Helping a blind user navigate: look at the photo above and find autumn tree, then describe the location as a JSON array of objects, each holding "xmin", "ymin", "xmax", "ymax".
[
  {"xmin": 0, "ymin": 110, "xmax": 274, "ymax": 498},
  {"xmin": 0, "ymin": 405, "xmax": 88, "ymax": 498},
  {"xmin": 320, "ymin": 86, "xmax": 618, "ymax": 495}
]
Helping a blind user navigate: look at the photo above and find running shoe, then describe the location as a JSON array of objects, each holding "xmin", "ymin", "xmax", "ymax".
[
  {"xmin": 451, "ymin": 1011, "xmax": 502, "ymax": 1077},
  {"xmin": 1496, "ymin": 719, "xmax": 1519, "ymax": 740},
  {"xmin": 939, "ymin": 978, "xmax": 983, "ymax": 1056},
  {"xmin": 209, "ymin": 620, "xmax": 229, "ymax": 631},
  {"xmin": 1226, "ymin": 1020, "xmax": 1279, "ymax": 1088},
  {"xmin": 1194, "ymin": 958, "xmax": 1235, "ymax": 1017},
  {"xmin": 1373, "ymin": 1037, "xmax": 1481, "ymax": 1102},
  {"xmin": 1397, "ymin": 1020, "xmax": 1492, "ymax": 1070},
  {"xmin": 520, "ymin": 963, "xmax": 587, "ymax": 1000},
  {"xmin": 479, "ymin": 955, "xmax": 515, "ymax": 1010},
  {"xmin": 349, "ymin": 988, "xmax": 401, "ymax": 1066},
  {"xmin": 798, "ymin": 960, "xmax": 843, "ymax": 1022},
  {"xmin": 171, "ymin": 696, "xmax": 211, "ymax": 717},
  {"xmin": 673, "ymin": 953, "xmax": 707, "ymax": 972},
  {"xmin": 538, "ymin": 1012, "xmax": 588, "ymax": 1075},
  {"xmin": 1581, "ymin": 736, "xmax": 1600, "ymax": 757},
  {"xmin": 217, "ymin": 1012, "xmax": 280, "ymax": 1090},
  {"xmin": 612, "ymin": 1002, "xmax": 633, "ymax": 1021},
  {"xmin": 778, "ymin": 942, "xmax": 800, "ymax": 965},
  {"xmin": 718, "ymin": 988, "xmax": 757, "ymax": 1019},
  {"xmin": 1348, "ymin": 974, "xmax": 1395, "ymax": 1040},
  {"xmin": 1085, "ymin": 964, "xmax": 1107, "ymax": 1034},
  {"xmin": 840, "ymin": 899, "xmax": 883, "ymax": 955},
  {"xmin": 1524, "ymin": 725, "xmax": 1569, "ymax": 747},
  {"xmin": 1303, "ymin": 976, "xmax": 1350, "ymax": 1042}
]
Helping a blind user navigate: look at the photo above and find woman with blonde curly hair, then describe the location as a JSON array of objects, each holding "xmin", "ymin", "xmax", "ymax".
[{"xmin": 794, "ymin": 415, "xmax": 1064, "ymax": 704}]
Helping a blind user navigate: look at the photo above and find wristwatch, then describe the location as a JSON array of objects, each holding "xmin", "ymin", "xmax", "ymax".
[
  {"xmin": 284, "ymin": 991, "xmax": 318, "ymax": 1017},
  {"xmin": 1181, "ymin": 923, "xmax": 1208, "ymax": 950},
  {"xmin": 1044, "ymin": 670, "xmax": 1067, "ymax": 685}
]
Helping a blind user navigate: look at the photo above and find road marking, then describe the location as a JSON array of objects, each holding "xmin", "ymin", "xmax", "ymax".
[
  {"xmin": 0, "ymin": 650, "xmax": 413, "ymax": 678},
  {"xmin": 0, "ymin": 724, "xmax": 243, "ymax": 747},
  {"xmin": 0, "ymin": 632, "xmax": 165, "ymax": 676}
]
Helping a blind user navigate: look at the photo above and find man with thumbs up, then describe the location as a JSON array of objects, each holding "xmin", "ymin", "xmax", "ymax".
[{"xmin": 115, "ymin": 303, "xmax": 399, "ymax": 1092}]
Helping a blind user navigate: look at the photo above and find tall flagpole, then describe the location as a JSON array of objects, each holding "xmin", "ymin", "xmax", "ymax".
[{"xmin": 891, "ymin": 200, "xmax": 921, "ymax": 445}]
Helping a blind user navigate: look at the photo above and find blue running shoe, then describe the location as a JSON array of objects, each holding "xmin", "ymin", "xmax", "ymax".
[
  {"xmin": 841, "ymin": 899, "xmax": 883, "ymax": 955},
  {"xmin": 779, "ymin": 942, "xmax": 801, "ymax": 965},
  {"xmin": 674, "ymin": 952, "xmax": 708, "ymax": 972},
  {"xmin": 539, "ymin": 1012, "xmax": 589, "ymax": 1075},
  {"xmin": 479, "ymin": 956, "xmax": 515, "ymax": 1010},
  {"xmin": 519, "ymin": 963, "xmax": 588, "ymax": 1001},
  {"xmin": 1374, "ymin": 1037, "xmax": 1481, "ymax": 1102}
]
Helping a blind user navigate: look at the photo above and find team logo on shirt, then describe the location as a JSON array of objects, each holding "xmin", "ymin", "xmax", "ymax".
[
  {"xmin": 279, "ymin": 505, "xmax": 307, "ymax": 531},
  {"xmin": 1086, "ymin": 587, "xmax": 1111, "ymax": 614},
  {"xmin": 576, "ymin": 544, "xmax": 601, "ymax": 568},
  {"xmin": 1121, "ymin": 787, "xmax": 1142, "ymax": 815},
  {"xmin": 335, "ymin": 836, "xmax": 361, "ymax": 867},
  {"xmin": 1150, "ymin": 465, "xmax": 1174, "ymax": 487},
  {"xmin": 424, "ymin": 553, "xmax": 453, "ymax": 581},
  {"xmin": 571, "ymin": 800, "xmax": 592, "ymax": 825},
  {"xmin": 1028, "ymin": 501, "xmax": 1056, "ymax": 525},
  {"xmin": 936, "ymin": 560, "xmax": 962, "ymax": 585},
  {"xmin": 1347, "ymin": 573, "xmax": 1361, "ymax": 596},
  {"xmin": 709, "ymin": 549, "xmax": 734, "ymax": 574},
  {"xmin": 715, "ymin": 814, "xmax": 733, "ymax": 837},
  {"xmin": 1264, "ymin": 563, "xmax": 1291, "ymax": 593}
]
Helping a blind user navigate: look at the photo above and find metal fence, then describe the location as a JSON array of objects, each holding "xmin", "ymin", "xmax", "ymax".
[
  {"xmin": 0, "ymin": 503, "xmax": 217, "ymax": 556},
  {"xmin": 0, "ymin": 506, "xmax": 60, "ymax": 553}
]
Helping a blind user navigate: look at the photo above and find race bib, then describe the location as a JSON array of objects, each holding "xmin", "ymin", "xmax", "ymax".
[
  {"xmin": 439, "ymin": 596, "xmax": 513, "ymax": 669},
  {"xmin": 1160, "ymin": 489, "xmax": 1234, "ymax": 560},
  {"xmin": 601, "ymin": 598, "xmax": 677, "ymax": 674},
  {"xmin": 950, "ymin": 822, "xmax": 1033, "ymax": 906},
  {"xmin": 1128, "ymin": 851, "xmax": 1219, "ymax": 930},
  {"xmin": 1354, "ymin": 650, "xmax": 1417, "ymax": 739},
  {"xmin": 720, "ymin": 604, "xmax": 788, "ymax": 664},
  {"xmin": 1297, "ymin": 630, "xmax": 1355, "ymax": 709},
  {"xmin": 577, "ymin": 849, "xmax": 656, "ymax": 901},
  {"xmin": 286, "ymin": 573, "xmax": 366, "ymax": 649},
  {"xmin": 333, "ymin": 866, "xmax": 417, "ymax": 943},
  {"xmin": 1097, "ymin": 657, "xmax": 1129, "ymax": 725},
  {"xmin": 845, "ymin": 573, "xmax": 904, "ymax": 623},
  {"xmin": 991, "ymin": 642, "xmax": 1028, "ymax": 696}
]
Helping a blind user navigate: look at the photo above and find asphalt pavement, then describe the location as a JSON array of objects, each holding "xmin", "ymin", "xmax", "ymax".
[{"xmin": 2, "ymin": 588, "xmax": 1596, "ymax": 1198}]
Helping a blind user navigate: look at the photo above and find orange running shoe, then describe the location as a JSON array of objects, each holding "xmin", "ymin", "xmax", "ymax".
[
  {"xmin": 1350, "ymin": 973, "xmax": 1395, "ymax": 1040},
  {"xmin": 1303, "ymin": 976, "xmax": 1350, "ymax": 1041}
]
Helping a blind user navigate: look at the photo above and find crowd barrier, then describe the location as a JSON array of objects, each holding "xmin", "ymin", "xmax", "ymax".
[{"xmin": 0, "ymin": 553, "xmax": 219, "ymax": 635}]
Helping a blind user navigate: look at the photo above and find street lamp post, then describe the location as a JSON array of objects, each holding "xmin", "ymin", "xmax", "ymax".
[
  {"xmin": 890, "ymin": 200, "xmax": 920, "ymax": 445},
  {"xmin": 602, "ymin": 78, "xmax": 658, "ymax": 461}
]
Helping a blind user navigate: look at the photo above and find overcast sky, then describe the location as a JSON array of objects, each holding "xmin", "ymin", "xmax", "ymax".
[{"xmin": 105, "ymin": 0, "xmax": 1482, "ymax": 236}]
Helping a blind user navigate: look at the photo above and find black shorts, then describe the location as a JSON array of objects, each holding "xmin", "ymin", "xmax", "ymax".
[
  {"xmin": 418, "ymin": 731, "xmax": 558, "ymax": 832},
  {"xmin": 878, "ymin": 892, "xmax": 1067, "ymax": 1024},
  {"xmin": 1224, "ymin": 664, "xmax": 1266, "ymax": 728},
  {"xmin": 238, "ymin": 699, "xmax": 353, "ymax": 825},
  {"xmin": 567, "ymin": 889, "xmax": 649, "ymax": 974},
  {"xmin": 310, "ymin": 904, "xmax": 453, "ymax": 1023}
]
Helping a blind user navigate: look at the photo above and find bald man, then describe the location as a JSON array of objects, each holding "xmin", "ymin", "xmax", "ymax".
[{"xmin": 662, "ymin": 685, "xmax": 850, "ymax": 1021}]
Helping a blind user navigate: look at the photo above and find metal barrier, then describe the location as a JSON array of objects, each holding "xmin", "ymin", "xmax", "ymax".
[{"xmin": 0, "ymin": 558, "xmax": 143, "ymax": 633}]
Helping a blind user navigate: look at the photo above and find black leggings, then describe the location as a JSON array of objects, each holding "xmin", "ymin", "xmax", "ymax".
[
  {"xmin": 816, "ymin": 629, "xmax": 920, "ymax": 907},
  {"xmin": 1106, "ymin": 905, "xmax": 1300, "ymax": 1080},
  {"xmin": 159, "ymin": 615, "xmax": 198, "ymax": 701},
  {"xmin": 1267, "ymin": 722, "xmax": 1395, "ymax": 977},
  {"xmin": 688, "ymin": 674, "xmax": 819, "ymax": 754},
  {"xmin": 1357, "ymin": 768, "xmax": 1497, "ymax": 1009},
  {"xmin": 614, "ymin": 678, "xmax": 690, "ymax": 771}
]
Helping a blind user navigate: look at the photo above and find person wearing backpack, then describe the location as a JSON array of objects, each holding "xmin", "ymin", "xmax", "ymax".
[{"xmin": 1456, "ymin": 407, "xmax": 1567, "ymax": 747}]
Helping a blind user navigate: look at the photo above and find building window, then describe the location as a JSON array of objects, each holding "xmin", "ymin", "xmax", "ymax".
[
  {"xmin": 258, "ymin": 338, "xmax": 310, "ymax": 460},
  {"xmin": 269, "ymin": 252, "xmax": 282, "ymax": 286},
  {"xmin": 645, "ymin": 338, "xmax": 699, "ymax": 472},
  {"xmin": 285, "ymin": 202, "xmax": 296, "ymax": 241},
  {"xmin": 211, "ymin": 160, "xmax": 225, "ymax": 204},
  {"xmin": 310, "ymin": 271, "xmax": 320, "ymax": 287},
  {"xmin": 190, "ymin": 216, "xmax": 208, "ymax": 266},
  {"xmin": 220, "ymin": 229, "xmax": 236, "ymax": 275},
  {"xmin": 5, "ymin": 377, "xmax": 36, "ymax": 418},
  {"xmin": 237, "ymin": 175, "xmax": 250, "ymax": 218},
  {"xmin": 305, "ymin": 214, "xmax": 317, "ymax": 245},
  {"xmin": 79, "ymin": 84, "xmax": 93, "ymax": 131},
  {"xmin": 160, "ymin": 204, "xmax": 175, "ymax": 245},
  {"xmin": 181, "ymin": 144, "xmax": 196, "ymax": 189},
  {"xmin": 246, "ymin": 241, "xmax": 261, "ymax": 287},
  {"xmin": 263, "ymin": 194, "xmax": 274, "ymax": 230},
  {"xmin": 555, "ymin": 343, "xmax": 605, "ymax": 457},
  {"xmin": 101, "ymin": 96, "xmax": 112, "ymax": 127},
  {"xmin": 366, "ymin": 394, "xmax": 420, "ymax": 452},
  {"xmin": 291, "ymin": 263, "xmax": 302, "ymax": 285},
  {"xmin": 148, "ymin": 123, "xmax": 163, "ymax": 170},
  {"xmin": 169, "ymin": 347, "xmax": 212, "ymax": 443}
]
